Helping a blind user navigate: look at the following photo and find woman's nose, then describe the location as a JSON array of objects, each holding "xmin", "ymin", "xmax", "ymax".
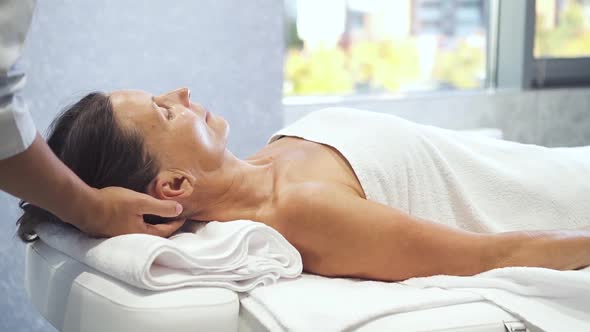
[
  {"xmin": 177, "ymin": 87, "xmax": 191, "ymax": 108},
  {"xmin": 158, "ymin": 87, "xmax": 191, "ymax": 108}
]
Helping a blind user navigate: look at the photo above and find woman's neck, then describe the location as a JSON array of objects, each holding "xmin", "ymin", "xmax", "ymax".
[{"xmin": 185, "ymin": 151, "xmax": 279, "ymax": 224}]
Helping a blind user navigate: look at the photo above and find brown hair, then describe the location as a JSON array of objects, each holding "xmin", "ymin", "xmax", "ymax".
[{"xmin": 16, "ymin": 92, "xmax": 172, "ymax": 242}]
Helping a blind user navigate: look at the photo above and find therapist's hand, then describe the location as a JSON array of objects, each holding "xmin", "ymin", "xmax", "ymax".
[
  {"xmin": 0, "ymin": 135, "xmax": 185, "ymax": 238},
  {"xmin": 78, "ymin": 186, "xmax": 185, "ymax": 238}
]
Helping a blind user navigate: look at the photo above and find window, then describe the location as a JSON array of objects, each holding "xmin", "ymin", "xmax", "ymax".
[
  {"xmin": 283, "ymin": 0, "xmax": 489, "ymax": 96},
  {"xmin": 530, "ymin": 0, "xmax": 590, "ymax": 87},
  {"xmin": 534, "ymin": 0, "xmax": 590, "ymax": 58}
]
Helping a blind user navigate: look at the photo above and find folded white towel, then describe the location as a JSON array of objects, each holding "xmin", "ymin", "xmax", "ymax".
[
  {"xmin": 403, "ymin": 266, "xmax": 590, "ymax": 332},
  {"xmin": 34, "ymin": 220, "xmax": 302, "ymax": 292}
]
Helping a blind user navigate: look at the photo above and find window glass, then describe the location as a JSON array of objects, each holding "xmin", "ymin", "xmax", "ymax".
[
  {"xmin": 284, "ymin": 0, "xmax": 489, "ymax": 96},
  {"xmin": 535, "ymin": 0, "xmax": 590, "ymax": 58}
]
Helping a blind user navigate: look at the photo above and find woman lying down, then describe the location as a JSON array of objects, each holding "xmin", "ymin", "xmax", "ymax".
[{"xmin": 17, "ymin": 88, "xmax": 590, "ymax": 281}]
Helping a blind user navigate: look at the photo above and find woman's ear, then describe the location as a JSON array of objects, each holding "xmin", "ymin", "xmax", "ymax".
[{"xmin": 148, "ymin": 170, "xmax": 194, "ymax": 200}]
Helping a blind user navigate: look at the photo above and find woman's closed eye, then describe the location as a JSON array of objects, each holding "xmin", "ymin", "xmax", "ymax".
[
  {"xmin": 164, "ymin": 107, "xmax": 174, "ymax": 120},
  {"xmin": 158, "ymin": 104, "xmax": 174, "ymax": 120}
]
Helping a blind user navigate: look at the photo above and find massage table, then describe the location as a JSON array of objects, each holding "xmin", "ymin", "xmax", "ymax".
[{"xmin": 25, "ymin": 239, "xmax": 529, "ymax": 332}]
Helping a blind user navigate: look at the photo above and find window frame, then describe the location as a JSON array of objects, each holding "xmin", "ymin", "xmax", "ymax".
[
  {"xmin": 532, "ymin": 57, "xmax": 590, "ymax": 88},
  {"xmin": 493, "ymin": 0, "xmax": 590, "ymax": 89}
]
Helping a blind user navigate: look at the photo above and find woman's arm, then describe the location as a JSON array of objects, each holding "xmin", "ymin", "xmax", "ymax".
[{"xmin": 276, "ymin": 183, "xmax": 590, "ymax": 281}]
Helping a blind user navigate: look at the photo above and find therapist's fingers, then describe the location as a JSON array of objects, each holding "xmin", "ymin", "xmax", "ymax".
[
  {"xmin": 137, "ymin": 195, "xmax": 183, "ymax": 218},
  {"xmin": 88, "ymin": 187, "xmax": 185, "ymax": 237},
  {"xmin": 144, "ymin": 219, "xmax": 186, "ymax": 237}
]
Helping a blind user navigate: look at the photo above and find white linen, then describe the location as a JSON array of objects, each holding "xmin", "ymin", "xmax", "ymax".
[
  {"xmin": 241, "ymin": 268, "xmax": 590, "ymax": 332},
  {"xmin": 34, "ymin": 219, "xmax": 302, "ymax": 292},
  {"xmin": 264, "ymin": 108, "xmax": 590, "ymax": 331},
  {"xmin": 268, "ymin": 107, "xmax": 590, "ymax": 232},
  {"xmin": 240, "ymin": 273, "xmax": 483, "ymax": 332},
  {"xmin": 404, "ymin": 266, "xmax": 590, "ymax": 332}
]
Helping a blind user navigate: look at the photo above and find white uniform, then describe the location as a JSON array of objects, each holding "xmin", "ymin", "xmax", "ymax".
[{"xmin": 0, "ymin": 0, "xmax": 37, "ymax": 159}]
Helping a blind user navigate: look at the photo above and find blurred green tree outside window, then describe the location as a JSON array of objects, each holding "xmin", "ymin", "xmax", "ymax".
[
  {"xmin": 284, "ymin": 0, "xmax": 590, "ymax": 96},
  {"xmin": 535, "ymin": 0, "xmax": 590, "ymax": 58},
  {"xmin": 284, "ymin": 0, "xmax": 487, "ymax": 96}
]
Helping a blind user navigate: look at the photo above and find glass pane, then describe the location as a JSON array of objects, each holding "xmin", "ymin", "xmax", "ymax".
[
  {"xmin": 284, "ymin": 0, "xmax": 488, "ymax": 96},
  {"xmin": 535, "ymin": 0, "xmax": 590, "ymax": 58}
]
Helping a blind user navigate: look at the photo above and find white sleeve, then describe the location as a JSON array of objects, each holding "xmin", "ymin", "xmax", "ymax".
[
  {"xmin": 0, "ymin": 0, "xmax": 37, "ymax": 160},
  {"xmin": 0, "ymin": 85, "xmax": 37, "ymax": 160}
]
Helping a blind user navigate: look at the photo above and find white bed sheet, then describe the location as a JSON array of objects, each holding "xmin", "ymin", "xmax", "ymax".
[
  {"xmin": 239, "ymin": 272, "xmax": 526, "ymax": 332},
  {"xmin": 238, "ymin": 300, "xmax": 524, "ymax": 332}
]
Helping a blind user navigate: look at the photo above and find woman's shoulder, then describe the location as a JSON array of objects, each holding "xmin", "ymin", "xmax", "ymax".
[{"xmin": 272, "ymin": 182, "xmax": 360, "ymax": 224}]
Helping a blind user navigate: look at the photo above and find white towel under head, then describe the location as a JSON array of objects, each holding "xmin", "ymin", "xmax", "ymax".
[{"xmin": 34, "ymin": 219, "xmax": 302, "ymax": 292}]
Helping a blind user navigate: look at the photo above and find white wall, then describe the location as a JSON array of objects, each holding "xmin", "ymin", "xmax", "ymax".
[{"xmin": 0, "ymin": 1, "xmax": 284, "ymax": 331}]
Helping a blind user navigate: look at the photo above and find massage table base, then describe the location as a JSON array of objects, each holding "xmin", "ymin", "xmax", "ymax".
[
  {"xmin": 25, "ymin": 241, "xmax": 239, "ymax": 332},
  {"xmin": 25, "ymin": 240, "xmax": 527, "ymax": 332}
]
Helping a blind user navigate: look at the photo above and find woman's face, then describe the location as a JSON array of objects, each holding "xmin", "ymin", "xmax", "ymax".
[{"xmin": 109, "ymin": 88, "xmax": 229, "ymax": 175}]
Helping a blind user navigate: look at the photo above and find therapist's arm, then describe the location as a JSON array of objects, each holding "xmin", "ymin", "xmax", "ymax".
[
  {"xmin": 0, "ymin": 134, "xmax": 184, "ymax": 237},
  {"xmin": 0, "ymin": 0, "xmax": 182, "ymax": 237}
]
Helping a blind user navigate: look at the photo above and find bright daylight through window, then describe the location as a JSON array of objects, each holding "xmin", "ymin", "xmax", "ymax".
[
  {"xmin": 534, "ymin": 0, "xmax": 590, "ymax": 58},
  {"xmin": 283, "ymin": 0, "xmax": 489, "ymax": 96}
]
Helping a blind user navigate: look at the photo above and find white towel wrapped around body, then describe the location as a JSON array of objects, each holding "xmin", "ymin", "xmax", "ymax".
[
  {"xmin": 268, "ymin": 107, "xmax": 590, "ymax": 232},
  {"xmin": 35, "ymin": 219, "xmax": 302, "ymax": 292}
]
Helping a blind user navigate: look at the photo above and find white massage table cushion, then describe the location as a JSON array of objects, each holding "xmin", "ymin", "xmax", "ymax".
[{"xmin": 25, "ymin": 240, "xmax": 239, "ymax": 332}]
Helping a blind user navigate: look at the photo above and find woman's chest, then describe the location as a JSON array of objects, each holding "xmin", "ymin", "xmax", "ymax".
[{"xmin": 266, "ymin": 137, "xmax": 366, "ymax": 199}]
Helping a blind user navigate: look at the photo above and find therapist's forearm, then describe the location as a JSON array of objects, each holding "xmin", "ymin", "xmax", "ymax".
[{"xmin": 0, "ymin": 133, "xmax": 95, "ymax": 226}]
